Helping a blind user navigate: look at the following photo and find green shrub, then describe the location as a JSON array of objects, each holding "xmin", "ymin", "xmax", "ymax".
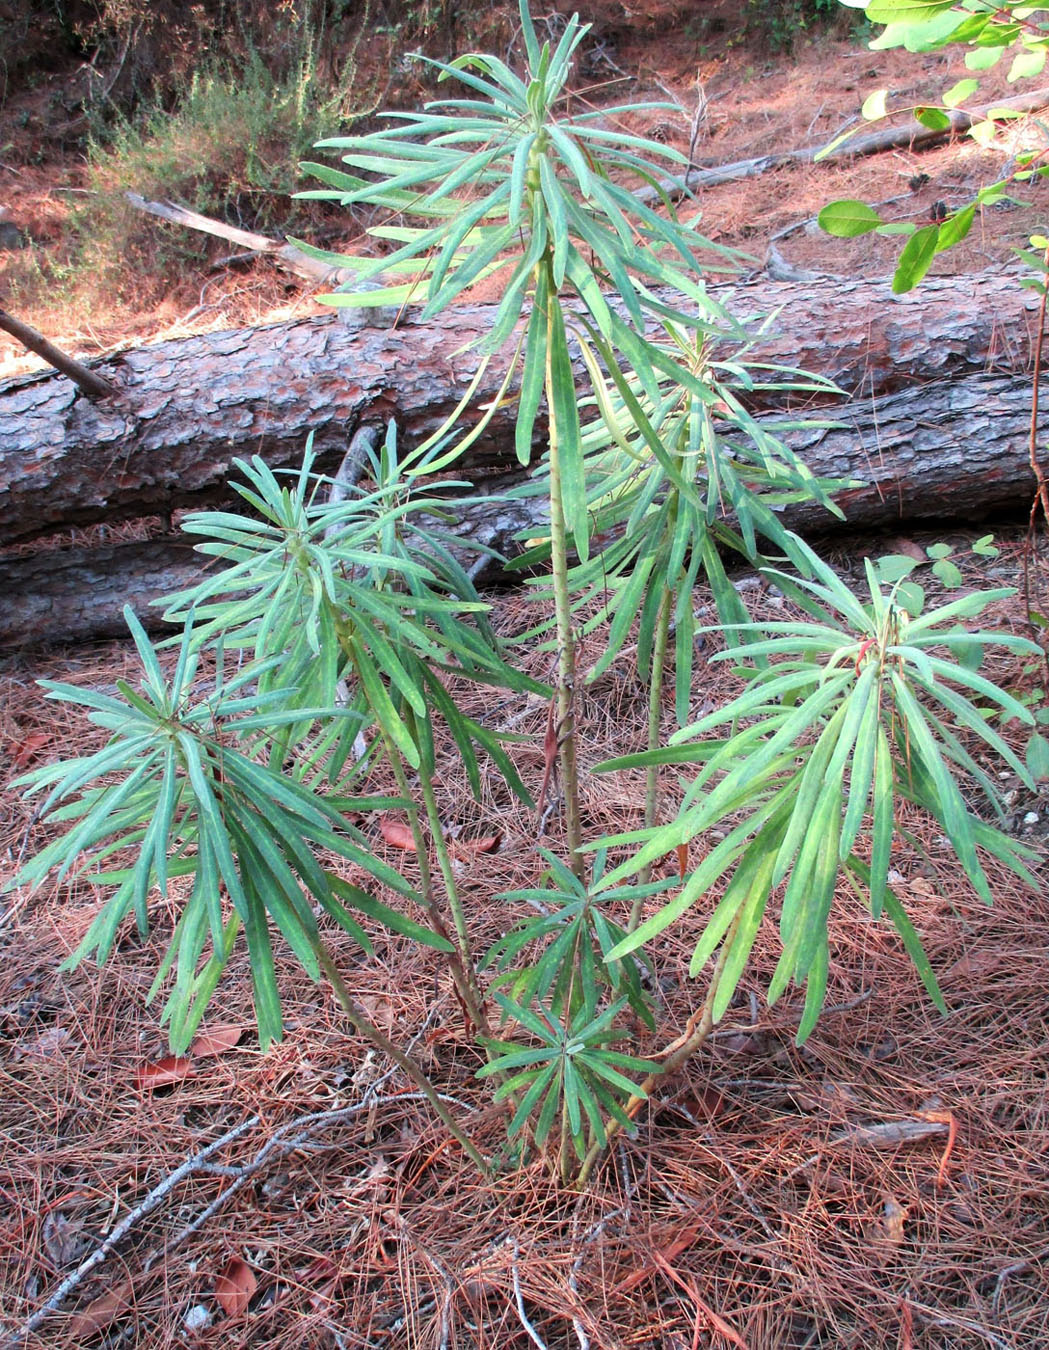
[{"xmin": 6, "ymin": 1, "xmax": 1042, "ymax": 1190}]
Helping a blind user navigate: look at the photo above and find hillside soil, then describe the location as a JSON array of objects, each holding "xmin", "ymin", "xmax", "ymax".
[
  {"xmin": 2, "ymin": 10, "xmax": 1049, "ymax": 1350},
  {"xmin": 4, "ymin": 11, "xmax": 1049, "ymax": 378}
]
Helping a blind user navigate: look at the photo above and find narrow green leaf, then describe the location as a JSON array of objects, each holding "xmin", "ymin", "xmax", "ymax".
[
  {"xmin": 710, "ymin": 848, "xmax": 776, "ymax": 1021},
  {"xmin": 547, "ymin": 296, "xmax": 588, "ymax": 558},
  {"xmin": 516, "ymin": 273, "xmax": 548, "ymax": 466},
  {"xmin": 795, "ymin": 939, "xmax": 828, "ymax": 1045}
]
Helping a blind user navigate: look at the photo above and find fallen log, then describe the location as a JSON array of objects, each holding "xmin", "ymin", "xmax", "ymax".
[
  {"xmin": 641, "ymin": 86, "xmax": 1049, "ymax": 203},
  {"xmin": 0, "ymin": 271, "xmax": 1038, "ymax": 546},
  {"xmin": 0, "ymin": 490, "xmax": 542, "ymax": 646},
  {"xmin": 124, "ymin": 193, "xmax": 342, "ymax": 284},
  {"xmin": 2, "ymin": 368, "xmax": 1041, "ymax": 647}
]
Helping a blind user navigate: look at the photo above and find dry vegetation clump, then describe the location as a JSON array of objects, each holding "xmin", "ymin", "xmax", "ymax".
[{"xmin": 2, "ymin": 535, "xmax": 1047, "ymax": 1349}]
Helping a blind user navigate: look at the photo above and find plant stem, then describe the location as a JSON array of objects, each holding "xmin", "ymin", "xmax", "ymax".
[
  {"xmin": 404, "ymin": 702, "xmax": 487, "ymax": 1029},
  {"xmin": 384, "ymin": 739, "xmax": 488, "ymax": 1033},
  {"xmin": 541, "ymin": 262, "xmax": 586, "ymax": 881},
  {"xmin": 333, "ymin": 620, "xmax": 486, "ymax": 1032},
  {"xmin": 573, "ymin": 915, "xmax": 741, "ymax": 1188},
  {"xmin": 632, "ymin": 585, "xmax": 673, "ymax": 925},
  {"xmin": 317, "ymin": 947, "xmax": 491, "ymax": 1176}
]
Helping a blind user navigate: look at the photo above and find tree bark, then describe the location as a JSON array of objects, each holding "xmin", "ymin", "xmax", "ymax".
[
  {"xmin": 2, "ymin": 369, "xmax": 1040, "ymax": 647},
  {"xmin": 0, "ymin": 272, "xmax": 1037, "ymax": 546}
]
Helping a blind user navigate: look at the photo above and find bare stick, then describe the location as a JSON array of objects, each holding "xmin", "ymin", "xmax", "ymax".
[
  {"xmin": 508, "ymin": 1238, "xmax": 549, "ymax": 1350},
  {"xmin": 2, "ymin": 1086, "xmax": 468, "ymax": 1348},
  {"xmin": 568, "ymin": 1204, "xmax": 628, "ymax": 1350},
  {"xmin": 1, "ymin": 1115, "xmax": 260, "ymax": 1346},
  {"xmin": 0, "ymin": 309, "xmax": 114, "ymax": 399},
  {"xmin": 779, "ymin": 1118, "xmax": 949, "ymax": 1186},
  {"xmin": 638, "ymin": 85, "xmax": 1049, "ymax": 205},
  {"xmin": 125, "ymin": 193, "xmax": 342, "ymax": 284}
]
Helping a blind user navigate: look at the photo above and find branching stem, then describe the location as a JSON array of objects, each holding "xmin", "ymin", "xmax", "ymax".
[
  {"xmin": 574, "ymin": 915, "xmax": 741, "ymax": 1188},
  {"xmin": 317, "ymin": 948, "xmax": 491, "ymax": 1175}
]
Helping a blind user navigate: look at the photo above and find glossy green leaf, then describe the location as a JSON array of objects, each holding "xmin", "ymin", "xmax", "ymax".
[
  {"xmin": 892, "ymin": 223, "xmax": 940, "ymax": 292},
  {"xmin": 818, "ymin": 200, "xmax": 883, "ymax": 237}
]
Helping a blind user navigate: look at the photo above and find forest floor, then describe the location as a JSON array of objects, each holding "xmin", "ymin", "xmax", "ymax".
[
  {"xmin": 2, "ymin": 10, "xmax": 1049, "ymax": 1349},
  {"xmin": 4, "ymin": 9, "xmax": 1049, "ymax": 377}
]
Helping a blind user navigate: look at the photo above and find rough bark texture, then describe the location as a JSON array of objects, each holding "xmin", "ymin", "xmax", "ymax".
[
  {"xmin": 2, "ymin": 370, "xmax": 1041, "ymax": 647},
  {"xmin": 0, "ymin": 539, "xmax": 202, "ymax": 647},
  {"xmin": 1, "ymin": 272, "xmax": 1037, "ymax": 546},
  {"xmin": 2, "ymin": 270, "xmax": 1044, "ymax": 646},
  {"xmin": 0, "ymin": 492, "xmax": 544, "ymax": 646}
]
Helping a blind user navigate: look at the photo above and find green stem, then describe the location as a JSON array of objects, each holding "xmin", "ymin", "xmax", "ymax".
[
  {"xmin": 404, "ymin": 702, "xmax": 487, "ymax": 1030},
  {"xmin": 541, "ymin": 261, "xmax": 585, "ymax": 881},
  {"xmin": 631, "ymin": 585, "xmax": 673, "ymax": 927},
  {"xmin": 317, "ymin": 948, "xmax": 491, "ymax": 1177},
  {"xmin": 334, "ymin": 620, "xmax": 486, "ymax": 1033},
  {"xmin": 574, "ymin": 914, "xmax": 741, "ymax": 1189},
  {"xmin": 385, "ymin": 737, "xmax": 488, "ymax": 1033}
]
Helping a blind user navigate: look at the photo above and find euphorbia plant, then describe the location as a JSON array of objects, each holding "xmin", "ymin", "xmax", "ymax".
[
  {"xmin": 5, "ymin": 2, "xmax": 1044, "ymax": 1185},
  {"xmin": 297, "ymin": 2, "xmax": 762, "ymax": 879}
]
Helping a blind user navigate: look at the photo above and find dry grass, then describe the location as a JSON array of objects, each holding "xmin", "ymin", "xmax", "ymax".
[{"xmin": 2, "ymin": 532, "xmax": 1047, "ymax": 1350}]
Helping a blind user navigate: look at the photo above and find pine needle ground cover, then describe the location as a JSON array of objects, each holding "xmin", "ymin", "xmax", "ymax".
[{"xmin": 1, "ymin": 532, "xmax": 1046, "ymax": 1350}]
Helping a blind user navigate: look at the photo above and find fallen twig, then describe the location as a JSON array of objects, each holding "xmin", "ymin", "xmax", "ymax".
[
  {"xmin": 509, "ymin": 1237, "xmax": 549, "ymax": 1350},
  {"xmin": 2, "ymin": 1084, "xmax": 470, "ymax": 1347},
  {"xmin": 569, "ymin": 1201, "xmax": 629, "ymax": 1349},
  {"xmin": 780, "ymin": 1117, "xmax": 949, "ymax": 1186},
  {"xmin": 1, "ymin": 1114, "xmax": 260, "ymax": 1347},
  {"xmin": 0, "ymin": 309, "xmax": 115, "ymax": 399},
  {"xmin": 124, "ymin": 192, "xmax": 343, "ymax": 284},
  {"xmin": 637, "ymin": 85, "xmax": 1049, "ymax": 205}
]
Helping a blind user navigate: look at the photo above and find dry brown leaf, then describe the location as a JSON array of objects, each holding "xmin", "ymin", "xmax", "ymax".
[
  {"xmin": 942, "ymin": 950, "xmax": 1000, "ymax": 982},
  {"xmin": 448, "ymin": 832, "xmax": 502, "ymax": 859},
  {"xmin": 459, "ymin": 833, "xmax": 500, "ymax": 853},
  {"xmin": 358, "ymin": 994, "xmax": 396, "ymax": 1035},
  {"xmin": 190, "ymin": 1024, "xmax": 245, "ymax": 1058},
  {"xmin": 67, "ymin": 1280, "xmax": 132, "ymax": 1340},
  {"xmin": 41, "ymin": 1210, "xmax": 91, "ymax": 1269},
  {"xmin": 8, "ymin": 731, "xmax": 51, "ymax": 770},
  {"xmin": 884, "ymin": 537, "xmax": 926, "ymax": 563},
  {"xmin": 134, "ymin": 1055, "xmax": 193, "ymax": 1090},
  {"xmin": 686, "ymin": 1085, "xmax": 726, "ymax": 1118},
  {"xmin": 881, "ymin": 1193, "xmax": 909, "ymax": 1247},
  {"xmin": 214, "ymin": 1256, "xmax": 257, "ymax": 1318},
  {"xmin": 675, "ymin": 842, "xmax": 689, "ymax": 879},
  {"xmin": 379, "ymin": 816, "xmax": 416, "ymax": 851}
]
